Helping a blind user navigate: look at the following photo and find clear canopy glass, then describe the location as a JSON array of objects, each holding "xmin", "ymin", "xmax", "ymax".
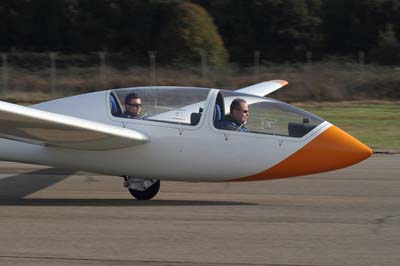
[
  {"xmin": 111, "ymin": 87, "xmax": 211, "ymax": 125},
  {"xmin": 217, "ymin": 90, "xmax": 324, "ymax": 137},
  {"xmin": 110, "ymin": 86, "xmax": 324, "ymax": 137}
]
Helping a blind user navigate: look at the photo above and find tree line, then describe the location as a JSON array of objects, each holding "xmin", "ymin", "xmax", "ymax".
[{"xmin": 1, "ymin": 0, "xmax": 399, "ymax": 66}]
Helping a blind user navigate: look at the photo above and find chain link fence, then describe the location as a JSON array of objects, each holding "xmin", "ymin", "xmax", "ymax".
[{"xmin": 1, "ymin": 50, "xmax": 399, "ymax": 103}]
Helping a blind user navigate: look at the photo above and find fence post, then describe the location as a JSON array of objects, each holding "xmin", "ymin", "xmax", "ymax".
[
  {"xmin": 306, "ymin": 51, "xmax": 318, "ymax": 99},
  {"xmin": 306, "ymin": 50, "xmax": 312, "ymax": 69},
  {"xmin": 99, "ymin": 51, "xmax": 107, "ymax": 87},
  {"xmin": 358, "ymin": 50, "xmax": 365, "ymax": 81},
  {"xmin": 148, "ymin": 51, "xmax": 157, "ymax": 85},
  {"xmin": 200, "ymin": 49, "xmax": 208, "ymax": 85},
  {"xmin": 254, "ymin": 50, "xmax": 261, "ymax": 82},
  {"xmin": 1, "ymin": 53, "xmax": 8, "ymax": 94},
  {"xmin": 358, "ymin": 50, "xmax": 365, "ymax": 65},
  {"xmin": 49, "ymin": 52, "xmax": 56, "ymax": 94}
]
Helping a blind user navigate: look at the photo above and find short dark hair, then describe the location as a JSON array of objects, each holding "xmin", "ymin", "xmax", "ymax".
[
  {"xmin": 230, "ymin": 98, "xmax": 246, "ymax": 113},
  {"xmin": 125, "ymin": 93, "xmax": 141, "ymax": 105}
]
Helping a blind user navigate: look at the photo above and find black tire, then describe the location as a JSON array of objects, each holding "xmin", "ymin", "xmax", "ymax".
[{"xmin": 128, "ymin": 180, "xmax": 160, "ymax": 200}]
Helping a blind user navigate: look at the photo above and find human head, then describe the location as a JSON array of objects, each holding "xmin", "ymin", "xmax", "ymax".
[
  {"xmin": 125, "ymin": 93, "xmax": 142, "ymax": 117},
  {"xmin": 230, "ymin": 98, "xmax": 249, "ymax": 124}
]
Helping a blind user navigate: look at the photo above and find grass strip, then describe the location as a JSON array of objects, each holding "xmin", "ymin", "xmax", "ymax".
[{"xmin": 297, "ymin": 102, "xmax": 400, "ymax": 152}]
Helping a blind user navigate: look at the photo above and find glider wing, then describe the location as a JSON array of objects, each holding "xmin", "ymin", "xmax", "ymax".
[
  {"xmin": 235, "ymin": 80, "xmax": 288, "ymax": 97},
  {"xmin": 0, "ymin": 101, "xmax": 148, "ymax": 150}
]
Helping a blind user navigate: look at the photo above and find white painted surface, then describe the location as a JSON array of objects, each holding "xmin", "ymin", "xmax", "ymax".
[{"xmin": 0, "ymin": 86, "xmax": 331, "ymax": 182}]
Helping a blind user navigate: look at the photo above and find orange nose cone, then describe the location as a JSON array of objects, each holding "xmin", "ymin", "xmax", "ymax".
[
  {"xmin": 233, "ymin": 125, "xmax": 372, "ymax": 182},
  {"xmin": 299, "ymin": 125, "xmax": 373, "ymax": 172}
]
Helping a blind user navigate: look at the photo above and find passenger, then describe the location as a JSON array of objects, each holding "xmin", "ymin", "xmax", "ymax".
[
  {"xmin": 123, "ymin": 93, "xmax": 145, "ymax": 119},
  {"xmin": 219, "ymin": 98, "xmax": 249, "ymax": 132}
]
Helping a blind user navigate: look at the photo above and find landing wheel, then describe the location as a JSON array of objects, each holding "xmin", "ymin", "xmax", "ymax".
[{"xmin": 128, "ymin": 180, "xmax": 160, "ymax": 200}]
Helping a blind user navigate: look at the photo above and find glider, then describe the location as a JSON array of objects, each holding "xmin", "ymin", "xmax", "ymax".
[{"xmin": 0, "ymin": 81, "xmax": 372, "ymax": 200}]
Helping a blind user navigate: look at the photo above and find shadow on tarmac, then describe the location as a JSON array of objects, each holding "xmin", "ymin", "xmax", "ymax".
[
  {"xmin": 0, "ymin": 168, "xmax": 75, "ymax": 199},
  {"xmin": 0, "ymin": 168, "xmax": 256, "ymax": 206},
  {"xmin": 0, "ymin": 198, "xmax": 257, "ymax": 206}
]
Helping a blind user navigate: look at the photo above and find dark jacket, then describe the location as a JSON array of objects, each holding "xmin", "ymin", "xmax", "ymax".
[
  {"xmin": 122, "ymin": 112, "xmax": 145, "ymax": 119},
  {"xmin": 217, "ymin": 115, "xmax": 248, "ymax": 132}
]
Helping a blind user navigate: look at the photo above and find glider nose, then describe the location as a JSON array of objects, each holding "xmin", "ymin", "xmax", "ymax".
[
  {"xmin": 311, "ymin": 125, "xmax": 373, "ymax": 167},
  {"xmin": 233, "ymin": 125, "xmax": 372, "ymax": 181},
  {"xmin": 288, "ymin": 125, "xmax": 372, "ymax": 176}
]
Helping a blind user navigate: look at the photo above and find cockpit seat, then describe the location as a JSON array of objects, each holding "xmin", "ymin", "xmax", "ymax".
[
  {"xmin": 214, "ymin": 104, "xmax": 222, "ymax": 121},
  {"xmin": 213, "ymin": 104, "xmax": 223, "ymax": 129},
  {"xmin": 110, "ymin": 93, "xmax": 122, "ymax": 117}
]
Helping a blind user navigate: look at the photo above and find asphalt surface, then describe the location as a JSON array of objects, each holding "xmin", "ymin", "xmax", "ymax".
[{"xmin": 0, "ymin": 154, "xmax": 399, "ymax": 266}]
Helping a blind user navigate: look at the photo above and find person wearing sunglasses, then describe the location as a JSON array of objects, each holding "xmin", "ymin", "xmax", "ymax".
[
  {"xmin": 123, "ymin": 93, "xmax": 144, "ymax": 119},
  {"xmin": 218, "ymin": 98, "xmax": 249, "ymax": 132}
]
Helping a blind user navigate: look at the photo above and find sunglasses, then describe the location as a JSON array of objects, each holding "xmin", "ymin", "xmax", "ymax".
[
  {"xmin": 235, "ymin": 108, "xmax": 248, "ymax": 114},
  {"xmin": 127, "ymin": 103, "xmax": 142, "ymax": 108}
]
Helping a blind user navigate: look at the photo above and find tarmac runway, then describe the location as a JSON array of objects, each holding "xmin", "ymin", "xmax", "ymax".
[{"xmin": 0, "ymin": 154, "xmax": 399, "ymax": 266}]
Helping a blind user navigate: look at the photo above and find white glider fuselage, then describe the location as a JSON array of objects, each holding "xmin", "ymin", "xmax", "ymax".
[{"xmin": 0, "ymin": 86, "xmax": 372, "ymax": 182}]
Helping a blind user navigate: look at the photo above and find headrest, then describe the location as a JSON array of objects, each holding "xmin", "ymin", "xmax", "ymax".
[
  {"xmin": 214, "ymin": 104, "xmax": 222, "ymax": 121},
  {"xmin": 110, "ymin": 96, "xmax": 118, "ymax": 114}
]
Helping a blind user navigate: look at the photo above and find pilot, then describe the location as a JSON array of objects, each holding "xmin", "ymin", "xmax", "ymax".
[
  {"xmin": 218, "ymin": 98, "xmax": 249, "ymax": 132},
  {"xmin": 123, "ymin": 93, "xmax": 145, "ymax": 119}
]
